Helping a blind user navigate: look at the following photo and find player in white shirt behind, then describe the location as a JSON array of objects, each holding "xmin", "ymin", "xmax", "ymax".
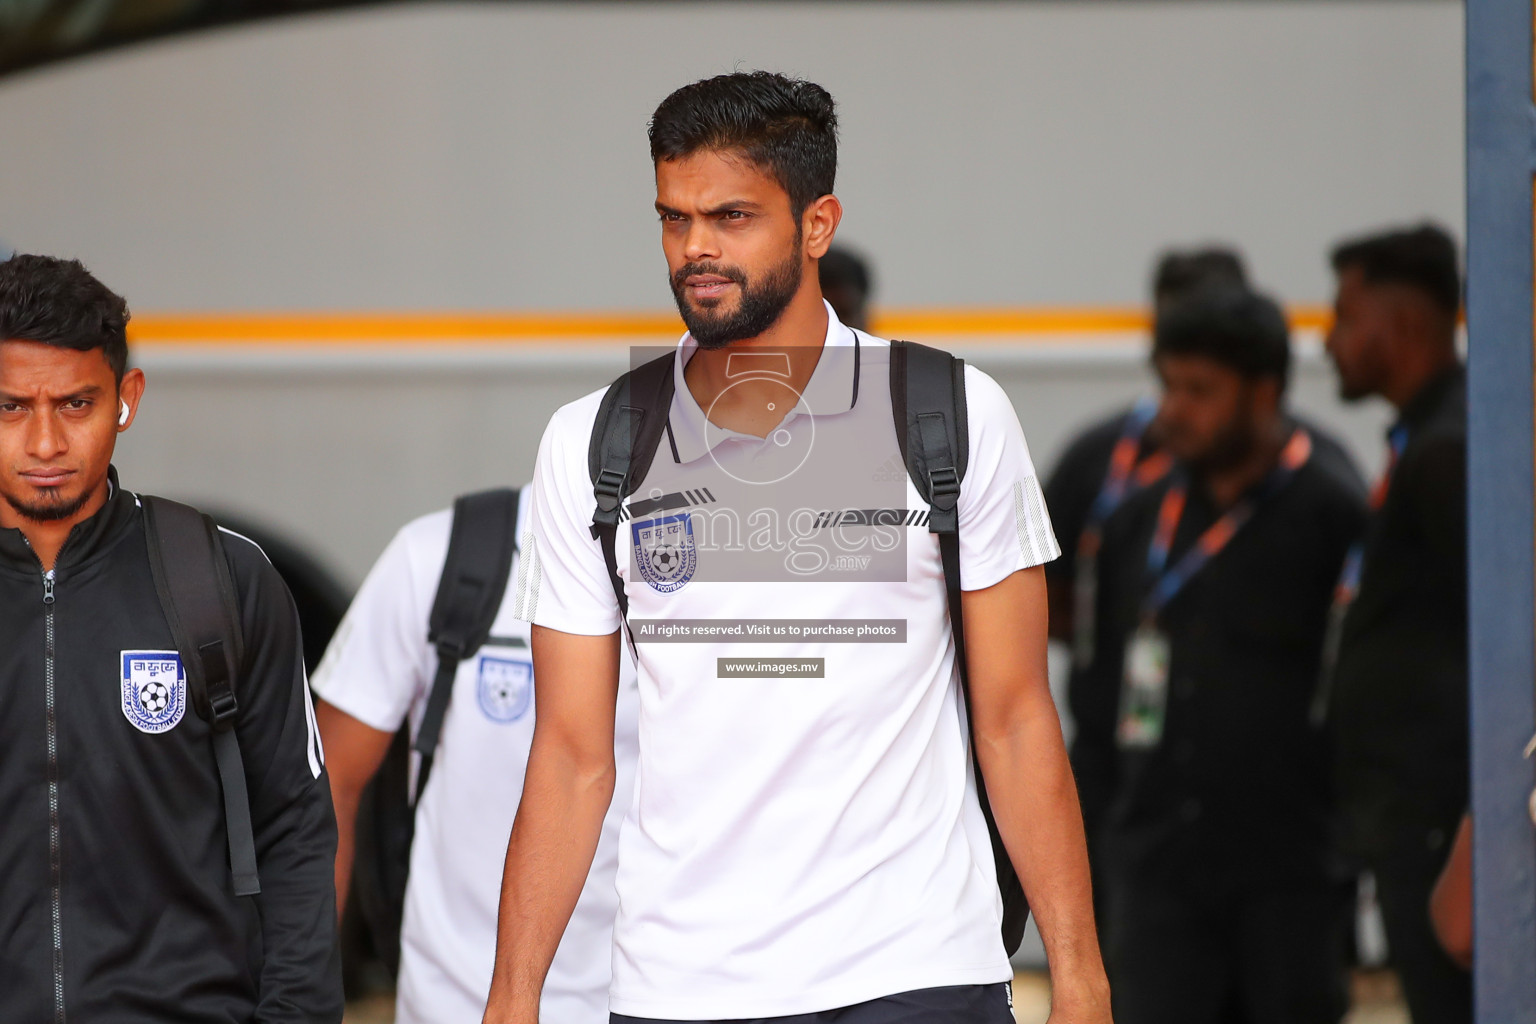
[
  {"xmin": 313, "ymin": 493, "xmax": 639, "ymax": 1024},
  {"xmin": 483, "ymin": 72, "xmax": 1110, "ymax": 1024}
]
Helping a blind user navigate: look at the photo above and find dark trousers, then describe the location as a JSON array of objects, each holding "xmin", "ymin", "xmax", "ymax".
[
  {"xmin": 1106, "ymin": 879, "xmax": 1351, "ymax": 1024},
  {"xmin": 611, "ymin": 983, "xmax": 1014, "ymax": 1024},
  {"xmin": 1368, "ymin": 824, "xmax": 1472, "ymax": 1024}
]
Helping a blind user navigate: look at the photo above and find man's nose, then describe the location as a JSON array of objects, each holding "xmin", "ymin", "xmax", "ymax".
[
  {"xmin": 27, "ymin": 412, "xmax": 68, "ymax": 460},
  {"xmin": 683, "ymin": 221, "xmax": 720, "ymax": 263}
]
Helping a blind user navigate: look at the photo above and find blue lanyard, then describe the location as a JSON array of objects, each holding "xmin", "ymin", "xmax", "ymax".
[{"xmin": 1142, "ymin": 429, "xmax": 1313, "ymax": 620}]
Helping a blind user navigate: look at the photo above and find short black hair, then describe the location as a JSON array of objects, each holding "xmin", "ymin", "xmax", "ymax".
[
  {"xmin": 1154, "ymin": 284, "xmax": 1291, "ymax": 386},
  {"xmin": 650, "ymin": 71, "xmax": 838, "ymax": 217},
  {"xmin": 1330, "ymin": 223, "xmax": 1461, "ymax": 318},
  {"xmin": 1152, "ymin": 247, "xmax": 1248, "ymax": 307},
  {"xmin": 0, "ymin": 254, "xmax": 130, "ymax": 384},
  {"xmin": 819, "ymin": 245, "xmax": 872, "ymax": 298}
]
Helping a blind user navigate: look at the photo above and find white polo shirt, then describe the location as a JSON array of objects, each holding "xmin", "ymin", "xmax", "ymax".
[
  {"xmin": 312, "ymin": 498, "xmax": 640, "ymax": 1024},
  {"xmin": 514, "ymin": 308, "xmax": 1059, "ymax": 1019}
]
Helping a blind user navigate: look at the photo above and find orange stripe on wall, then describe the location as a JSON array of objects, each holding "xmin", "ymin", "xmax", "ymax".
[{"xmin": 126, "ymin": 305, "xmax": 1336, "ymax": 346}]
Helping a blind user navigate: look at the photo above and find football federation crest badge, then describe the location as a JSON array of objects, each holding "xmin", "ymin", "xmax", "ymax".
[
  {"xmin": 121, "ymin": 651, "xmax": 187, "ymax": 734},
  {"xmin": 632, "ymin": 512, "xmax": 697, "ymax": 593},
  {"xmin": 477, "ymin": 656, "xmax": 533, "ymax": 723}
]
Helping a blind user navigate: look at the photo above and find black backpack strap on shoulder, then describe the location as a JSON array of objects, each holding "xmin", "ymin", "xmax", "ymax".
[
  {"xmin": 587, "ymin": 351, "xmax": 677, "ymax": 619},
  {"xmin": 141, "ymin": 495, "xmax": 259, "ymax": 897},
  {"xmin": 417, "ymin": 487, "xmax": 520, "ymax": 803},
  {"xmin": 893, "ymin": 341, "xmax": 1029, "ymax": 955}
]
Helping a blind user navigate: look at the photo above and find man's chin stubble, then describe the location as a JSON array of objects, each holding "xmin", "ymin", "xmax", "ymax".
[{"xmin": 0, "ymin": 489, "xmax": 89, "ymax": 524}]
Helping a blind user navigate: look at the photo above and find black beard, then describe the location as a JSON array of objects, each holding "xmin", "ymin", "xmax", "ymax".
[
  {"xmin": 1189, "ymin": 419, "xmax": 1258, "ymax": 475},
  {"xmin": 669, "ymin": 251, "xmax": 802, "ymax": 350},
  {"xmin": 1, "ymin": 487, "xmax": 90, "ymax": 523}
]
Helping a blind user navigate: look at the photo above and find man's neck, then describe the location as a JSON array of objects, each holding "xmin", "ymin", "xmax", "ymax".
[
  {"xmin": 1199, "ymin": 419, "xmax": 1288, "ymax": 509},
  {"xmin": 1383, "ymin": 344, "xmax": 1459, "ymax": 411},
  {"xmin": 1, "ymin": 479, "xmax": 109, "ymax": 572},
  {"xmin": 684, "ymin": 286, "xmax": 830, "ymax": 438}
]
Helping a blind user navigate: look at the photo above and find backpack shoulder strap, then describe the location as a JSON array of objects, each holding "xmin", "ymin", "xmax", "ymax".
[
  {"xmin": 141, "ymin": 495, "xmax": 259, "ymax": 897},
  {"xmin": 892, "ymin": 339, "xmax": 972, "ymax": 692},
  {"xmin": 416, "ymin": 487, "xmax": 520, "ymax": 803},
  {"xmin": 892, "ymin": 339, "xmax": 970, "ymax": 530},
  {"xmin": 891, "ymin": 341, "xmax": 1030, "ymax": 954},
  {"xmin": 587, "ymin": 351, "xmax": 677, "ymax": 619}
]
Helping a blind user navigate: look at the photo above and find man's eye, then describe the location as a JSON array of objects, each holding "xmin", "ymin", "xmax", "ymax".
[
  {"xmin": 65, "ymin": 400, "xmax": 90, "ymax": 411},
  {"xmin": 0, "ymin": 404, "xmax": 20, "ymax": 414}
]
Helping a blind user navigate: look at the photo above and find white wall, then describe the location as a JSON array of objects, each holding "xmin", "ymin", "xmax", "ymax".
[{"xmin": 0, "ymin": 0, "xmax": 1461, "ymax": 312}]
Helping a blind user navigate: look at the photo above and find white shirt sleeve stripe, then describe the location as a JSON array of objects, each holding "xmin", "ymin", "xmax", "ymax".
[
  {"xmin": 514, "ymin": 531, "xmax": 541, "ymax": 623},
  {"xmin": 301, "ymin": 665, "xmax": 323, "ymax": 778}
]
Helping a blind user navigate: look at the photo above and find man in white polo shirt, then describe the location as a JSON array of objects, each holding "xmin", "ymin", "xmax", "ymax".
[
  {"xmin": 313, "ymin": 494, "xmax": 639, "ymax": 1023},
  {"xmin": 483, "ymin": 71, "xmax": 1109, "ymax": 1024}
]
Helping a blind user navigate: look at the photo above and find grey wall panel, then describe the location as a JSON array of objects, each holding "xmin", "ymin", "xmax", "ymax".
[{"xmin": 0, "ymin": 1, "xmax": 1460, "ymax": 313}]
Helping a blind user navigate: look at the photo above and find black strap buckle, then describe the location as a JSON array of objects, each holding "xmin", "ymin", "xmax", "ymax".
[
  {"xmin": 208, "ymin": 686, "xmax": 239, "ymax": 729},
  {"xmin": 594, "ymin": 467, "xmax": 626, "ymax": 512},
  {"xmin": 928, "ymin": 466, "xmax": 960, "ymax": 505},
  {"xmin": 433, "ymin": 637, "xmax": 469, "ymax": 663}
]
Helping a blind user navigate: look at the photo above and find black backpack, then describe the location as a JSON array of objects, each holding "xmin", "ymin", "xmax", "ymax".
[
  {"xmin": 348, "ymin": 488, "xmax": 521, "ymax": 977},
  {"xmin": 586, "ymin": 341, "xmax": 1030, "ymax": 955},
  {"xmin": 141, "ymin": 496, "xmax": 262, "ymax": 898}
]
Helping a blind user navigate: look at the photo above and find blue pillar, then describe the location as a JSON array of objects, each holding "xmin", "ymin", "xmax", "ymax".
[{"xmin": 1466, "ymin": 0, "xmax": 1536, "ymax": 1018}]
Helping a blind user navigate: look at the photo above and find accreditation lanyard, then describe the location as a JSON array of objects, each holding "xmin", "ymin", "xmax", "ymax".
[
  {"xmin": 1085, "ymin": 399, "xmax": 1175, "ymax": 539},
  {"xmin": 1140, "ymin": 428, "xmax": 1313, "ymax": 623},
  {"xmin": 1333, "ymin": 424, "xmax": 1411, "ymax": 605},
  {"xmin": 1072, "ymin": 400, "xmax": 1175, "ymax": 666}
]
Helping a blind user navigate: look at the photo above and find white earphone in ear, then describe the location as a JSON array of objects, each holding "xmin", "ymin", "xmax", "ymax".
[{"xmin": 119, "ymin": 400, "xmax": 131, "ymax": 426}]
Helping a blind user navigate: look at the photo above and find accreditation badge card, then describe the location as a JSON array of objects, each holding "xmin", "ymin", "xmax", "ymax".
[{"xmin": 1117, "ymin": 626, "xmax": 1170, "ymax": 748}]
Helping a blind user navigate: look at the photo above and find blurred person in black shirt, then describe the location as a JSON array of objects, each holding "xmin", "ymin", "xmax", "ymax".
[
  {"xmin": 1084, "ymin": 285, "xmax": 1365, "ymax": 1024},
  {"xmin": 1046, "ymin": 248, "xmax": 1360, "ymax": 923},
  {"xmin": 1046, "ymin": 249, "xmax": 1247, "ymax": 647},
  {"xmin": 1323, "ymin": 224, "xmax": 1469, "ymax": 1024},
  {"xmin": 1046, "ymin": 249, "xmax": 1245, "ymax": 909}
]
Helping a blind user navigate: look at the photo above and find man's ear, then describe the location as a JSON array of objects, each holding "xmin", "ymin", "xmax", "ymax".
[
  {"xmin": 117, "ymin": 367, "xmax": 146, "ymax": 432},
  {"xmin": 802, "ymin": 194, "xmax": 843, "ymax": 260}
]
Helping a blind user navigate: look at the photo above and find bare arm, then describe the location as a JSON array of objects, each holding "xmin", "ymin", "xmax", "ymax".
[
  {"xmin": 313, "ymin": 700, "xmax": 395, "ymax": 920},
  {"xmin": 1430, "ymin": 813, "xmax": 1473, "ymax": 969},
  {"xmin": 962, "ymin": 566, "xmax": 1111, "ymax": 1023},
  {"xmin": 483, "ymin": 625, "xmax": 621, "ymax": 1024}
]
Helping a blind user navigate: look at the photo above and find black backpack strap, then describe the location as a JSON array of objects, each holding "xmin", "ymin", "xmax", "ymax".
[
  {"xmin": 587, "ymin": 351, "xmax": 678, "ymax": 620},
  {"xmin": 893, "ymin": 341, "xmax": 1029, "ymax": 955},
  {"xmin": 417, "ymin": 487, "xmax": 520, "ymax": 804},
  {"xmin": 141, "ymin": 496, "xmax": 260, "ymax": 897}
]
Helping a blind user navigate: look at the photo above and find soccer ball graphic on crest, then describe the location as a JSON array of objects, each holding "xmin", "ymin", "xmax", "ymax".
[
  {"xmin": 650, "ymin": 543, "xmax": 682, "ymax": 576},
  {"xmin": 139, "ymin": 680, "xmax": 171, "ymax": 714}
]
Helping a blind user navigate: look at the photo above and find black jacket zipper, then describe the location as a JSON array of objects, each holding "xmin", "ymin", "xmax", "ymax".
[{"xmin": 43, "ymin": 569, "xmax": 64, "ymax": 1024}]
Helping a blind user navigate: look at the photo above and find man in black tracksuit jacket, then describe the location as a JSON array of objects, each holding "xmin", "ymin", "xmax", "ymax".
[{"xmin": 0, "ymin": 254, "xmax": 343, "ymax": 1022}]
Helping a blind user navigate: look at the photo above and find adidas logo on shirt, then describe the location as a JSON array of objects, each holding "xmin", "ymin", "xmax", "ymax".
[{"xmin": 871, "ymin": 455, "xmax": 906, "ymax": 483}]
